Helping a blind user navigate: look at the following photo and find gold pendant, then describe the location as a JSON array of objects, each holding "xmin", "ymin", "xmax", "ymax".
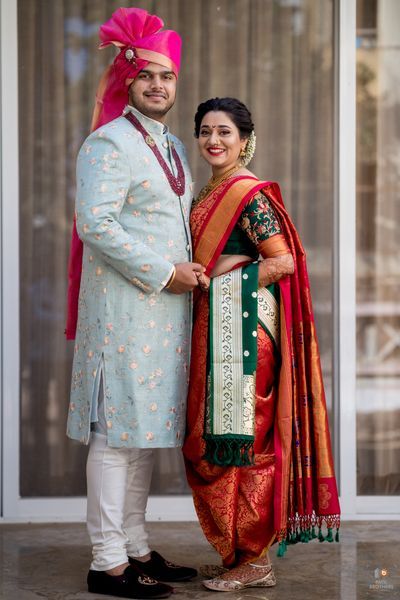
[{"xmin": 145, "ymin": 135, "xmax": 155, "ymax": 147}]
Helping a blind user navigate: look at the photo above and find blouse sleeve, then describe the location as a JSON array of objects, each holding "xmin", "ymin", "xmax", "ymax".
[
  {"xmin": 238, "ymin": 191, "xmax": 281, "ymax": 244},
  {"xmin": 238, "ymin": 191, "xmax": 291, "ymax": 258}
]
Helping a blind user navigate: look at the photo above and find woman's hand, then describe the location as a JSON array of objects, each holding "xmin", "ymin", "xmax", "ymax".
[
  {"xmin": 258, "ymin": 253, "xmax": 294, "ymax": 287},
  {"xmin": 196, "ymin": 272, "xmax": 211, "ymax": 292},
  {"xmin": 167, "ymin": 263, "xmax": 204, "ymax": 294}
]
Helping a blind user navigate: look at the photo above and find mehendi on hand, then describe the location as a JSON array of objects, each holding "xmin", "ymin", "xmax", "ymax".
[{"xmin": 258, "ymin": 253, "xmax": 294, "ymax": 287}]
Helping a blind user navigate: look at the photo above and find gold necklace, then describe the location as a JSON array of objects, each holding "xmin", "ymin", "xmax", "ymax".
[{"xmin": 195, "ymin": 165, "xmax": 241, "ymax": 205}]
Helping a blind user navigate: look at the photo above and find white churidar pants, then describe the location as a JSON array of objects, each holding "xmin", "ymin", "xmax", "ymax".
[{"xmin": 86, "ymin": 382, "xmax": 154, "ymax": 571}]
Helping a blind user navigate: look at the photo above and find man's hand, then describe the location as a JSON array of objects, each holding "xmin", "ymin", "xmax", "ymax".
[{"xmin": 166, "ymin": 263, "xmax": 205, "ymax": 294}]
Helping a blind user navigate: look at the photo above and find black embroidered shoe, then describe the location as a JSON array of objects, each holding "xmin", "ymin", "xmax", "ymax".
[
  {"xmin": 87, "ymin": 564, "xmax": 173, "ymax": 599},
  {"xmin": 129, "ymin": 551, "xmax": 197, "ymax": 582}
]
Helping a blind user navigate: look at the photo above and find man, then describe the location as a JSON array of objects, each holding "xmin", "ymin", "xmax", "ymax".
[{"xmin": 66, "ymin": 8, "xmax": 200, "ymax": 599}]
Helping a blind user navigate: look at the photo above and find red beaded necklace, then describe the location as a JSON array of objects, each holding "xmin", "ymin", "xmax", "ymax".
[{"xmin": 124, "ymin": 111, "xmax": 185, "ymax": 196}]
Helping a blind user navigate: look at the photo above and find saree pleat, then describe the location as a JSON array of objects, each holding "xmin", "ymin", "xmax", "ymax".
[{"xmin": 184, "ymin": 292, "xmax": 278, "ymax": 566}]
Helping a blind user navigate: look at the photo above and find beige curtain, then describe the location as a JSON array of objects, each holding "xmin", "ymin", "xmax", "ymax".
[{"xmin": 18, "ymin": 0, "xmax": 334, "ymax": 496}]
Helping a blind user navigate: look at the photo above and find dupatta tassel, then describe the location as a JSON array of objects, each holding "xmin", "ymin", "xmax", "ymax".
[
  {"xmin": 277, "ymin": 540, "xmax": 287, "ymax": 557},
  {"xmin": 272, "ymin": 507, "xmax": 341, "ymax": 554},
  {"xmin": 326, "ymin": 515, "xmax": 341, "ymax": 542},
  {"xmin": 326, "ymin": 527, "xmax": 334, "ymax": 542},
  {"xmin": 277, "ymin": 511, "xmax": 341, "ymax": 552},
  {"xmin": 274, "ymin": 517, "xmax": 342, "ymax": 547},
  {"xmin": 318, "ymin": 527, "xmax": 325, "ymax": 542}
]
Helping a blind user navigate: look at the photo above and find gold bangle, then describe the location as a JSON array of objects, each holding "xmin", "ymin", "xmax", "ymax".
[{"xmin": 165, "ymin": 266, "xmax": 176, "ymax": 290}]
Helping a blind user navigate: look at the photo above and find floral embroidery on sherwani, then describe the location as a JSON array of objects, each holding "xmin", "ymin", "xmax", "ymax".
[{"xmin": 67, "ymin": 107, "xmax": 193, "ymax": 448}]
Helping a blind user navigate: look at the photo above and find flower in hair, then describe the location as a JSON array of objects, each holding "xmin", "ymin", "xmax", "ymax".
[{"xmin": 242, "ymin": 131, "xmax": 256, "ymax": 166}]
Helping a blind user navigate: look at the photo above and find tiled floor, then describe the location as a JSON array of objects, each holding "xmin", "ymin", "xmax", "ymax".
[{"xmin": 0, "ymin": 521, "xmax": 399, "ymax": 599}]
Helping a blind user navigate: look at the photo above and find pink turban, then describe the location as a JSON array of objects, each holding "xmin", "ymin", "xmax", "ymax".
[
  {"xmin": 92, "ymin": 7, "xmax": 182, "ymax": 129},
  {"xmin": 65, "ymin": 8, "xmax": 182, "ymax": 340}
]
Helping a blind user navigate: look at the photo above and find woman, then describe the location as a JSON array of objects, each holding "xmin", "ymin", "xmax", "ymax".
[{"xmin": 183, "ymin": 98, "xmax": 340, "ymax": 592}]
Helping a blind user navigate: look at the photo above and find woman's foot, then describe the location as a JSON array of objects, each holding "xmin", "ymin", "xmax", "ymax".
[
  {"xmin": 199, "ymin": 565, "xmax": 229, "ymax": 578},
  {"xmin": 202, "ymin": 562, "xmax": 276, "ymax": 592}
]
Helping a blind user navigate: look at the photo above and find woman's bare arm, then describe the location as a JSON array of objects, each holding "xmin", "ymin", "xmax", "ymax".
[{"xmin": 197, "ymin": 252, "xmax": 294, "ymax": 292}]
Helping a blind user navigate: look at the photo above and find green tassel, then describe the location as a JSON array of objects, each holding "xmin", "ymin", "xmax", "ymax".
[
  {"xmin": 296, "ymin": 528, "xmax": 301, "ymax": 542},
  {"xmin": 287, "ymin": 530, "xmax": 295, "ymax": 545},
  {"xmin": 291, "ymin": 532, "xmax": 297, "ymax": 544},
  {"xmin": 311, "ymin": 526, "xmax": 317, "ymax": 539},
  {"xmin": 335, "ymin": 529, "xmax": 340, "ymax": 542},
  {"xmin": 326, "ymin": 527, "xmax": 334, "ymax": 542},
  {"xmin": 318, "ymin": 527, "xmax": 325, "ymax": 542},
  {"xmin": 277, "ymin": 540, "xmax": 286, "ymax": 557}
]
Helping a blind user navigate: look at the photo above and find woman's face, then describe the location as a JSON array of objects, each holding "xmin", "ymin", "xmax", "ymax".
[{"xmin": 198, "ymin": 111, "xmax": 247, "ymax": 175}]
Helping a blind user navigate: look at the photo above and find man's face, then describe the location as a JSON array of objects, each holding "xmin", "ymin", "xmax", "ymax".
[{"xmin": 128, "ymin": 62, "xmax": 177, "ymax": 122}]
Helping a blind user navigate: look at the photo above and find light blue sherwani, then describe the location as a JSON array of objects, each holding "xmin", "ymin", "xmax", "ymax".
[{"xmin": 67, "ymin": 106, "xmax": 193, "ymax": 448}]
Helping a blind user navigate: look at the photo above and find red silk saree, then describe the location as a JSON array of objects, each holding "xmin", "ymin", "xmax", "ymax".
[{"xmin": 183, "ymin": 176, "xmax": 340, "ymax": 566}]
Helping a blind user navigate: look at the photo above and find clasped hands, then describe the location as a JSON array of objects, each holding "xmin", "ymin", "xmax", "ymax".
[
  {"xmin": 166, "ymin": 262, "xmax": 210, "ymax": 294},
  {"xmin": 196, "ymin": 270, "xmax": 210, "ymax": 292}
]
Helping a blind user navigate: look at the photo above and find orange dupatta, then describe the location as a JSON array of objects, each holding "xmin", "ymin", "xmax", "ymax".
[{"xmin": 187, "ymin": 176, "xmax": 340, "ymax": 554}]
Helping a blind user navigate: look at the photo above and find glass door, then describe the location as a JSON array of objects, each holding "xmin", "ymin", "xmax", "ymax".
[
  {"xmin": 356, "ymin": 0, "xmax": 400, "ymax": 501},
  {"xmin": 2, "ymin": 0, "xmax": 337, "ymax": 519}
]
